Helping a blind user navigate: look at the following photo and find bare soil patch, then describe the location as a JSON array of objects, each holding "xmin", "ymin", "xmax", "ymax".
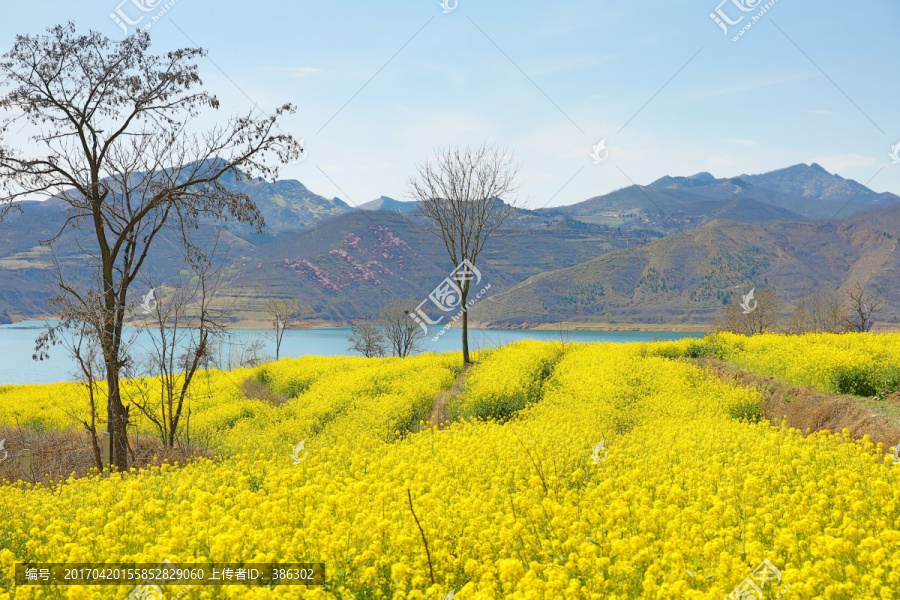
[
  {"xmin": 694, "ymin": 358, "xmax": 900, "ymax": 447},
  {"xmin": 242, "ymin": 377, "xmax": 289, "ymax": 405},
  {"xmin": 429, "ymin": 367, "xmax": 468, "ymax": 428}
]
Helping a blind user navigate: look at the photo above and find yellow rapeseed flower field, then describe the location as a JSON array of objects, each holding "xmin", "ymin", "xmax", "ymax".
[
  {"xmin": 648, "ymin": 332, "xmax": 900, "ymax": 396},
  {"xmin": 1, "ymin": 336, "xmax": 899, "ymax": 599},
  {"xmin": 450, "ymin": 341, "xmax": 562, "ymax": 420}
]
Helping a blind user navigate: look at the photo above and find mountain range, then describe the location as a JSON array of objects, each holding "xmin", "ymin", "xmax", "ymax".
[{"xmin": 1, "ymin": 162, "xmax": 898, "ymax": 328}]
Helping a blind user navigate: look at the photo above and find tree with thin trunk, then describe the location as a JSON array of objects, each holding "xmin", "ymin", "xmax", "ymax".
[
  {"xmin": 0, "ymin": 24, "xmax": 296, "ymax": 470},
  {"xmin": 407, "ymin": 144, "xmax": 519, "ymax": 365},
  {"xmin": 717, "ymin": 287, "xmax": 781, "ymax": 335},
  {"xmin": 788, "ymin": 288, "xmax": 848, "ymax": 334},
  {"xmin": 130, "ymin": 237, "xmax": 227, "ymax": 448},
  {"xmin": 380, "ymin": 297, "xmax": 425, "ymax": 358},
  {"xmin": 267, "ymin": 298, "xmax": 300, "ymax": 361},
  {"xmin": 348, "ymin": 321, "xmax": 387, "ymax": 358},
  {"xmin": 846, "ymin": 282, "xmax": 880, "ymax": 332},
  {"xmin": 56, "ymin": 322, "xmax": 113, "ymax": 471}
]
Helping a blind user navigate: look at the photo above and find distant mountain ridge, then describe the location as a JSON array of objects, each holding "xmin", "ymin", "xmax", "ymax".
[
  {"xmin": 739, "ymin": 162, "xmax": 895, "ymax": 206},
  {"xmin": 540, "ymin": 163, "xmax": 900, "ymax": 234},
  {"xmin": 212, "ymin": 169, "xmax": 350, "ymax": 234},
  {"xmin": 470, "ymin": 202, "xmax": 900, "ymax": 327},
  {"xmin": 2, "ymin": 161, "xmax": 899, "ymax": 326},
  {"xmin": 357, "ymin": 196, "xmax": 417, "ymax": 214}
]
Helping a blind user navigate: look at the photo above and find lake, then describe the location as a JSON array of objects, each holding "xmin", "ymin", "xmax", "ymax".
[{"xmin": 0, "ymin": 321, "xmax": 704, "ymax": 385}]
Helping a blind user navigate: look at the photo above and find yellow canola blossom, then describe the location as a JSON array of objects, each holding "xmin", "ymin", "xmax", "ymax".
[
  {"xmin": 451, "ymin": 340, "xmax": 563, "ymax": 420},
  {"xmin": 648, "ymin": 331, "xmax": 900, "ymax": 396},
  {"xmin": 0, "ymin": 339, "xmax": 898, "ymax": 599}
]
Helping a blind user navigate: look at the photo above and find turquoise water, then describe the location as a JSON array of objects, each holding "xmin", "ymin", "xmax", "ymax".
[{"xmin": 0, "ymin": 321, "xmax": 703, "ymax": 385}]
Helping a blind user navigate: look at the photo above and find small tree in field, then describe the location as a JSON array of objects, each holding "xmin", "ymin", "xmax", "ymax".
[
  {"xmin": 348, "ymin": 322, "xmax": 387, "ymax": 358},
  {"xmin": 845, "ymin": 282, "xmax": 880, "ymax": 332},
  {"xmin": 380, "ymin": 297, "xmax": 425, "ymax": 358},
  {"xmin": 407, "ymin": 144, "xmax": 519, "ymax": 365},
  {"xmin": 0, "ymin": 24, "xmax": 296, "ymax": 470},
  {"xmin": 788, "ymin": 288, "xmax": 848, "ymax": 333},
  {"xmin": 717, "ymin": 288, "xmax": 781, "ymax": 335},
  {"xmin": 267, "ymin": 299, "xmax": 299, "ymax": 361},
  {"xmin": 130, "ymin": 239, "xmax": 227, "ymax": 449}
]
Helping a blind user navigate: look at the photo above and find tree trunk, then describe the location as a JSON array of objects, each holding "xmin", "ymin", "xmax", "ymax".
[
  {"xmin": 103, "ymin": 302, "xmax": 129, "ymax": 470},
  {"xmin": 461, "ymin": 290, "xmax": 470, "ymax": 366},
  {"xmin": 105, "ymin": 368, "xmax": 129, "ymax": 471}
]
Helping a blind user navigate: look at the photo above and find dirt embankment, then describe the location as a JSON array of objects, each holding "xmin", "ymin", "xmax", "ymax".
[{"xmin": 695, "ymin": 358, "xmax": 900, "ymax": 447}]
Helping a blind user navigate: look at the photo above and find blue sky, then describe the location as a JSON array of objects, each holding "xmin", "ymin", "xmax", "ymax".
[{"xmin": 1, "ymin": 0, "xmax": 898, "ymax": 209}]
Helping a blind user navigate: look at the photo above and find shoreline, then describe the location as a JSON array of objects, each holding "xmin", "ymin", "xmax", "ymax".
[
  {"xmin": 493, "ymin": 322, "xmax": 712, "ymax": 333},
  {"xmin": 225, "ymin": 318, "xmax": 713, "ymax": 333},
  {"xmin": 2, "ymin": 315, "xmax": 712, "ymax": 333},
  {"xmin": 8, "ymin": 315, "xmax": 892, "ymax": 334}
]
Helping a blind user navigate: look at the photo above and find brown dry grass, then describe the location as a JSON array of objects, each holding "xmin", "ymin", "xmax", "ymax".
[
  {"xmin": 0, "ymin": 377, "xmax": 284, "ymax": 488},
  {"xmin": 0, "ymin": 426, "xmax": 213, "ymax": 488},
  {"xmin": 694, "ymin": 358, "xmax": 900, "ymax": 447}
]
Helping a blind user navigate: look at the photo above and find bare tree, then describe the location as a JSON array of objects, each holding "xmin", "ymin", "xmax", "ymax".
[
  {"xmin": 407, "ymin": 144, "xmax": 519, "ymax": 365},
  {"xmin": 35, "ymin": 266, "xmax": 141, "ymax": 469},
  {"xmin": 551, "ymin": 326, "xmax": 576, "ymax": 357},
  {"xmin": 129, "ymin": 241, "xmax": 226, "ymax": 448},
  {"xmin": 846, "ymin": 282, "xmax": 881, "ymax": 332},
  {"xmin": 223, "ymin": 334, "xmax": 271, "ymax": 369},
  {"xmin": 788, "ymin": 288, "xmax": 848, "ymax": 334},
  {"xmin": 60, "ymin": 323, "xmax": 110, "ymax": 470},
  {"xmin": 348, "ymin": 322, "xmax": 387, "ymax": 358},
  {"xmin": 0, "ymin": 24, "xmax": 296, "ymax": 469},
  {"xmin": 267, "ymin": 299, "xmax": 299, "ymax": 361},
  {"xmin": 717, "ymin": 288, "xmax": 781, "ymax": 335},
  {"xmin": 380, "ymin": 297, "xmax": 425, "ymax": 358}
]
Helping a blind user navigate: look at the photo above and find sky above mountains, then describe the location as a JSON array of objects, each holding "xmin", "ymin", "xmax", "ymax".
[{"xmin": 1, "ymin": 0, "xmax": 898, "ymax": 210}]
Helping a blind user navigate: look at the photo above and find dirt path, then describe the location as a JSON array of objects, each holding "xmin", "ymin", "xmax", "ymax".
[
  {"xmin": 429, "ymin": 367, "xmax": 468, "ymax": 428},
  {"xmin": 694, "ymin": 358, "xmax": 900, "ymax": 447}
]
